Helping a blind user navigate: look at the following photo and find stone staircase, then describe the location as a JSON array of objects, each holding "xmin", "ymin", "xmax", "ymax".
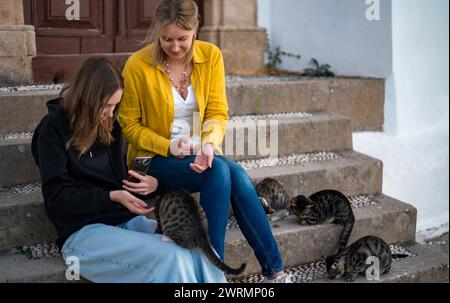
[{"xmin": 0, "ymin": 77, "xmax": 448, "ymax": 283}]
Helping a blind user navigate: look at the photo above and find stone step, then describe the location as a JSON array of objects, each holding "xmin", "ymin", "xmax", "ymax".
[
  {"xmin": 0, "ymin": 76, "xmax": 383, "ymax": 134},
  {"xmin": 0, "ymin": 133, "xmax": 39, "ymax": 188},
  {"xmin": 0, "ymin": 89, "xmax": 58, "ymax": 135},
  {"xmin": 226, "ymin": 76, "xmax": 384, "ymax": 131},
  {"xmin": 0, "ymin": 190, "xmax": 56, "ymax": 249},
  {"xmin": 228, "ymin": 241, "xmax": 449, "ymax": 283},
  {"xmin": 246, "ymin": 150, "xmax": 382, "ymax": 197},
  {"xmin": 224, "ymin": 194, "xmax": 416, "ymax": 275},
  {"xmin": 0, "ymin": 249, "xmax": 69, "ymax": 283},
  {"xmin": 3, "ymin": 223, "xmax": 447, "ymax": 283},
  {"xmin": 0, "ymin": 149, "xmax": 382, "ymax": 249},
  {"xmin": 321, "ymin": 242, "xmax": 448, "ymax": 283},
  {"xmin": 0, "ymin": 111, "xmax": 353, "ymax": 187}
]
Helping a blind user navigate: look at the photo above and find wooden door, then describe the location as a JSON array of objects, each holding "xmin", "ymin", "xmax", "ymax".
[
  {"xmin": 115, "ymin": 0, "xmax": 203, "ymax": 52},
  {"xmin": 115, "ymin": 0, "xmax": 157, "ymax": 52},
  {"xmin": 24, "ymin": 0, "xmax": 203, "ymax": 83},
  {"xmin": 29, "ymin": 0, "xmax": 115, "ymax": 55}
]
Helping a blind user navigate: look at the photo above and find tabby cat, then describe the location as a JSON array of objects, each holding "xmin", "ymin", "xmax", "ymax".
[
  {"xmin": 288, "ymin": 189, "xmax": 355, "ymax": 253},
  {"xmin": 325, "ymin": 235, "xmax": 392, "ymax": 282},
  {"xmin": 255, "ymin": 177, "xmax": 291, "ymax": 214},
  {"xmin": 154, "ymin": 188, "xmax": 246, "ymax": 275}
]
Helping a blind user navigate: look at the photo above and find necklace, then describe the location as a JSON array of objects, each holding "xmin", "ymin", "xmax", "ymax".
[{"xmin": 163, "ymin": 61, "xmax": 189, "ymax": 96}]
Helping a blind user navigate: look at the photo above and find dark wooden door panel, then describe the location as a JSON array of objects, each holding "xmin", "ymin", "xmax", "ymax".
[
  {"xmin": 115, "ymin": 0, "xmax": 203, "ymax": 52},
  {"xmin": 115, "ymin": 0, "xmax": 155, "ymax": 52},
  {"xmin": 34, "ymin": 0, "xmax": 108, "ymax": 35},
  {"xmin": 31, "ymin": 0, "xmax": 114, "ymax": 54},
  {"xmin": 23, "ymin": 0, "xmax": 204, "ymax": 83}
]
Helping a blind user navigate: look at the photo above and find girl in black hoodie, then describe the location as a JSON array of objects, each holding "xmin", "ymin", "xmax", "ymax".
[{"xmin": 31, "ymin": 57, "xmax": 226, "ymax": 283}]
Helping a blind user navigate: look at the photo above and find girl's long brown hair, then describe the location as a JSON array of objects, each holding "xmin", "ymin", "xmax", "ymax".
[
  {"xmin": 144, "ymin": 0, "xmax": 200, "ymax": 66},
  {"xmin": 59, "ymin": 57, "xmax": 123, "ymax": 155}
]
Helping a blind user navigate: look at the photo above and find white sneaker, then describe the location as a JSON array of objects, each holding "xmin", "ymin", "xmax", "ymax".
[{"xmin": 261, "ymin": 273, "xmax": 292, "ymax": 283}]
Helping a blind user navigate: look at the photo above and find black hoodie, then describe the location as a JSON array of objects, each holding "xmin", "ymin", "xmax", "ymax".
[{"xmin": 31, "ymin": 99, "xmax": 137, "ymax": 250}]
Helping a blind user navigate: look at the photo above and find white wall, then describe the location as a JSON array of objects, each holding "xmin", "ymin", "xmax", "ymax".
[
  {"xmin": 259, "ymin": 0, "xmax": 449, "ymax": 238},
  {"xmin": 390, "ymin": 0, "xmax": 449, "ymax": 135},
  {"xmin": 258, "ymin": 0, "xmax": 392, "ymax": 78},
  {"xmin": 355, "ymin": 0, "xmax": 449, "ymax": 239}
]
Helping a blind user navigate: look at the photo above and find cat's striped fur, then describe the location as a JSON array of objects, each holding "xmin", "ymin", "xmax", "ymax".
[
  {"xmin": 255, "ymin": 177, "xmax": 291, "ymax": 214},
  {"xmin": 154, "ymin": 188, "xmax": 246, "ymax": 275},
  {"xmin": 289, "ymin": 189, "xmax": 355, "ymax": 254},
  {"xmin": 325, "ymin": 235, "xmax": 392, "ymax": 282}
]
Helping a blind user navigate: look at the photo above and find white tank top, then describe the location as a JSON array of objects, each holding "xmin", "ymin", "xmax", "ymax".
[{"xmin": 170, "ymin": 85, "xmax": 200, "ymax": 145}]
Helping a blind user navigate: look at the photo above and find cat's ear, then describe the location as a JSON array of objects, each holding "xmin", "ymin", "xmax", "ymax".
[
  {"xmin": 325, "ymin": 254, "xmax": 337, "ymax": 268},
  {"xmin": 294, "ymin": 195, "xmax": 308, "ymax": 205}
]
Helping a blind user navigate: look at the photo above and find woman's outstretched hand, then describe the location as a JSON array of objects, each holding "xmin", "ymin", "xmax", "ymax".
[
  {"xmin": 190, "ymin": 143, "xmax": 214, "ymax": 174},
  {"xmin": 122, "ymin": 171, "xmax": 158, "ymax": 196},
  {"xmin": 110, "ymin": 190, "xmax": 155, "ymax": 216},
  {"xmin": 169, "ymin": 137, "xmax": 193, "ymax": 159}
]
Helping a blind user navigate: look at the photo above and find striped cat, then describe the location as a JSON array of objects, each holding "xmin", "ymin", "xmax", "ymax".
[
  {"xmin": 288, "ymin": 189, "xmax": 355, "ymax": 253},
  {"xmin": 325, "ymin": 235, "xmax": 393, "ymax": 282},
  {"xmin": 255, "ymin": 177, "xmax": 291, "ymax": 214},
  {"xmin": 154, "ymin": 188, "xmax": 246, "ymax": 275}
]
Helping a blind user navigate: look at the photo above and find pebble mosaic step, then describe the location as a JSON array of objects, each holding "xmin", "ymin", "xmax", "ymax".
[
  {"xmin": 228, "ymin": 243, "xmax": 418, "ymax": 283},
  {"xmin": 1, "ymin": 240, "xmax": 446, "ymax": 283},
  {"xmin": 0, "ymin": 149, "xmax": 385, "ymax": 249},
  {"xmin": 0, "ymin": 111, "xmax": 352, "ymax": 186},
  {"xmin": 0, "ymin": 76, "xmax": 384, "ymax": 133}
]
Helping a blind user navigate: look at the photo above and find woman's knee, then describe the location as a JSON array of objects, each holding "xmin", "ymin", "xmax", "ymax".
[
  {"xmin": 227, "ymin": 161, "xmax": 253, "ymax": 186},
  {"xmin": 206, "ymin": 157, "xmax": 231, "ymax": 182}
]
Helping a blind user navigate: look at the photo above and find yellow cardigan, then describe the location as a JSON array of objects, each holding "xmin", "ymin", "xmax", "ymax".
[{"xmin": 118, "ymin": 40, "xmax": 229, "ymax": 168}]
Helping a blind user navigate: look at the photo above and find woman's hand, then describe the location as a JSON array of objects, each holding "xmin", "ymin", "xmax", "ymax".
[
  {"xmin": 169, "ymin": 137, "xmax": 193, "ymax": 159},
  {"xmin": 189, "ymin": 143, "xmax": 214, "ymax": 174},
  {"xmin": 122, "ymin": 171, "xmax": 158, "ymax": 196},
  {"xmin": 110, "ymin": 190, "xmax": 155, "ymax": 216}
]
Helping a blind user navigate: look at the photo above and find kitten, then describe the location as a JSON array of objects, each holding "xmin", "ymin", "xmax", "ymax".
[
  {"xmin": 154, "ymin": 188, "xmax": 246, "ymax": 275},
  {"xmin": 255, "ymin": 177, "xmax": 291, "ymax": 214},
  {"xmin": 289, "ymin": 189, "xmax": 355, "ymax": 253},
  {"xmin": 325, "ymin": 235, "xmax": 393, "ymax": 282}
]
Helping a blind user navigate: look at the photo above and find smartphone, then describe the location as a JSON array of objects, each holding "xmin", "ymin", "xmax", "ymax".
[{"xmin": 128, "ymin": 156, "xmax": 152, "ymax": 182}]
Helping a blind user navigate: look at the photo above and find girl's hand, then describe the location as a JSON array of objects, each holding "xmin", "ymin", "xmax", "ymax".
[
  {"xmin": 123, "ymin": 171, "xmax": 158, "ymax": 196},
  {"xmin": 169, "ymin": 137, "xmax": 193, "ymax": 159},
  {"xmin": 189, "ymin": 143, "xmax": 214, "ymax": 174},
  {"xmin": 110, "ymin": 190, "xmax": 155, "ymax": 216}
]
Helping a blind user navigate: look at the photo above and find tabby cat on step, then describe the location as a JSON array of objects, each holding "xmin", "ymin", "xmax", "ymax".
[
  {"xmin": 255, "ymin": 177, "xmax": 291, "ymax": 214},
  {"xmin": 154, "ymin": 188, "xmax": 246, "ymax": 275},
  {"xmin": 325, "ymin": 235, "xmax": 393, "ymax": 282},
  {"xmin": 289, "ymin": 189, "xmax": 355, "ymax": 254}
]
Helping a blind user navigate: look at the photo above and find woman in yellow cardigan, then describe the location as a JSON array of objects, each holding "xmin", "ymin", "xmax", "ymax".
[{"xmin": 119, "ymin": 0, "xmax": 290, "ymax": 283}]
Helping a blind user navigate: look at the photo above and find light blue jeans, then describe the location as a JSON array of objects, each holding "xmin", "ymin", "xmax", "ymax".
[{"xmin": 61, "ymin": 215, "xmax": 227, "ymax": 283}]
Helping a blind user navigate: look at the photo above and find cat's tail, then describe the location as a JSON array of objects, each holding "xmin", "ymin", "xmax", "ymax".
[
  {"xmin": 201, "ymin": 240, "xmax": 246, "ymax": 275},
  {"xmin": 337, "ymin": 219, "xmax": 355, "ymax": 254},
  {"xmin": 391, "ymin": 253, "xmax": 410, "ymax": 259}
]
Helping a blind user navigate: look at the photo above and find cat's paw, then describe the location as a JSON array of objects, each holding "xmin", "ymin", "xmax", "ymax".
[
  {"xmin": 345, "ymin": 275, "xmax": 357, "ymax": 282},
  {"xmin": 161, "ymin": 235, "xmax": 174, "ymax": 243}
]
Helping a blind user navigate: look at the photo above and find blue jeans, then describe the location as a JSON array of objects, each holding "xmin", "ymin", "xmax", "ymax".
[
  {"xmin": 149, "ymin": 155, "xmax": 283, "ymax": 277},
  {"xmin": 61, "ymin": 216, "xmax": 227, "ymax": 283}
]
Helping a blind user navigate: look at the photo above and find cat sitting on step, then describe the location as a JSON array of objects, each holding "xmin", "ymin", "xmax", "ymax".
[
  {"xmin": 288, "ymin": 189, "xmax": 355, "ymax": 254},
  {"xmin": 154, "ymin": 188, "xmax": 246, "ymax": 275},
  {"xmin": 325, "ymin": 235, "xmax": 393, "ymax": 282}
]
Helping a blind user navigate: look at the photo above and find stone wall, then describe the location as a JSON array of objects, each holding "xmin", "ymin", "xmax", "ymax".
[
  {"xmin": 199, "ymin": 0, "xmax": 268, "ymax": 75},
  {"xmin": 0, "ymin": 0, "xmax": 36, "ymax": 85}
]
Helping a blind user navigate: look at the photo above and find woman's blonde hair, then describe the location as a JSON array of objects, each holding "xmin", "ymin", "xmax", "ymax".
[
  {"xmin": 144, "ymin": 0, "xmax": 200, "ymax": 65},
  {"xmin": 59, "ymin": 57, "xmax": 123, "ymax": 155}
]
